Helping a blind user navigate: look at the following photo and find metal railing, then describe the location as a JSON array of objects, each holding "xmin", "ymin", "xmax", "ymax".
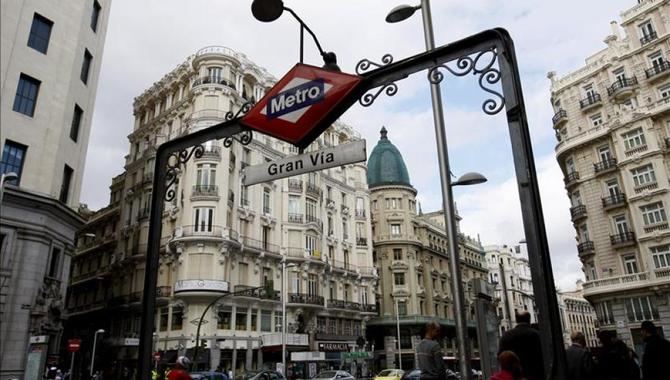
[
  {"xmin": 552, "ymin": 109, "xmax": 567, "ymax": 125},
  {"xmin": 288, "ymin": 179, "xmax": 303, "ymax": 192},
  {"xmin": 192, "ymin": 185, "xmax": 219, "ymax": 197},
  {"xmin": 610, "ymin": 232, "xmax": 636, "ymax": 245},
  {"xmin": 645, "ymin": 61, "xmax": 670, "ymax": 78},
  {"xmin": 643, "ymin": 222, "xmax": 669, "ymax": 234},
  {"xmin": 263, "ymin": 206, "xmax": 271, "ymax": 214},
  {"xmin": 240, "ymin": 235, "xmax": 279, "ymax": 254},
  {"xmin": 577, "ymin": 241, "xmax": 595, "ymax": 254},
  {"xmin": 234, "ymin": 284, "xmax": 280, "ymax": 300},
  {"xmin": 570, "ymin": 205, "xmax": 587, "ymax": 221},
  {"xmin": 288, "ymin": 213, "xmax": 304, "ymax": 223},
  {"xmin": 356, "ymin": 237, "xmax": 368, "ymax": 246},
  {"xmin": 306, "ymin": 182, "xmax": 321, "ymax": 198},
  {"xmin": 192, "ymin": 76, "xmax": 235, "ymax": 89},
  {"xmin": 305, "ymin": 214, "xmax": 322, "ymax": 228},
  {"xmin": 355, "ymin": 209, "xmax": 366, "ymax": 218},
  {"xmin": 607, "ymin": 77, "xmax": 638, "ymax": 96},
  {"xmin": 634, "ymin": 182, "xmax": 658, "ymax": 193},
  {"xmin": 564, "ymin": 171, "xmax": 579, "ymax": 186},
  {"xmin": 579, "ymin": 93, "xmax": 602, "ymax": 109},
  {"xmin": 199, "ymin": 146, "xmax": 221, "ymax": 160},
  {"xmin": 602, "ymin": 193, "xmax": 626, "ymax": 208},
  {"xmin": 593, "ymin": 158, "xmax": 617, "ymax": 173},
  {"xmin": 178, "ymin": 225, "xmax": 224, "ymax": 237},
  {"xmin": 640, "ymin": 31, "xmax": 658, "ymax": 45},
  {"xmin": 361, "ymin": 304, "xmax": 377, "ymax": 313},
  {"xmin": 288, "ymin": 293, "xmax": 324, "ymax": 306}
]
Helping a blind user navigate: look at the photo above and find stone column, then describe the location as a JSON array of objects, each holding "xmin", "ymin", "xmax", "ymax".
[
  {"xmin": 384, "ymin": 336, "xmax": 395, "ymax": 369},
  {"xmin": 245, "ymin": 340, "xmax": 253, "ymax": 371},
  {"xmin": 257, "ymin": 345, "xmax": 263, "ymax": 370},
  {"xmin": 210, "ymin": 338, "xmax": 220, "ymax": 371}
]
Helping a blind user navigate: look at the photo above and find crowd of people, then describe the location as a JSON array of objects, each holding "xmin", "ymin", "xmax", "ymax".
[{"xmin": 416, "ymin": 311, "xmax": 670, "ymax": 380}]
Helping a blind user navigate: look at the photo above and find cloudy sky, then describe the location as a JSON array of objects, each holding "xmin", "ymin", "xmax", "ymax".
[{"xmin": 82, "ymin": 0, "xmax": 633, "ymax": 290}]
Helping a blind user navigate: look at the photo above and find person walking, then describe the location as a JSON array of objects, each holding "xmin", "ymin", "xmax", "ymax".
[
  {"xmin": 498, "ymin": 311, "xmax": 544, "ymax": 380},
  {"xmin": 640, "ymin": 320, "xmax": 670, "ymax": 380},
  {"xmin": 565, "ymin": 332, "xmax": 593, "ymax": 380},
  {"xmin": 168, "ymin": 357, "xmax": 192, "ymax": 380},
  {"xmin": 595, "ymin": 330, "xmax": 639, "ymax": 380},
  {"xmin": 490, "ymin": 351, "xmax": 524, "ymax": 380},
  {"xmin": 416, "ymin": 322, "xmax": 447, "ymax": 380}
]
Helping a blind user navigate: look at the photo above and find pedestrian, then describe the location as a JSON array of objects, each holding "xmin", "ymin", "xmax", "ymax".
[
  {"xmin": 640, "ymin": 320, "xmax": 670, "ymax": 380},
  {"xmin": 55, "ymin": 370, "xmax": 63, "ymax": 380},
  {"xmin": 497, "ymin": 311, "xmax": 544, "ymax": 380},
  {"xmin": 416, "ymin": 321, "xmax": 447, "ymax": 380},
  {"xmin": 490, "ymin": 351, "xmax": 524, "ymax": 380},
  {"xmin": 168, "ymin": 356, "xmax": 192, "ymax": 380},
  {"xmin": 565, "ymin": 331, "xmax": 593, "ymax": 380},
  {"xmin": 595, "ymin": 330, "xmax": 639, "ymax": 380}
]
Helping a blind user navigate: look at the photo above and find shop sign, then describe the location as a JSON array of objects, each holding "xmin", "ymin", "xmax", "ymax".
[{"xmin": 318, "ymin": 342, "xmax": 350, "ymax": 352}]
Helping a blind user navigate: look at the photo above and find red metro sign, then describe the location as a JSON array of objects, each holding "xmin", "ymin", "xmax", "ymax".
[{"xmin": 241, "ymin": 64, "xmax": 361, "ymax": 148}]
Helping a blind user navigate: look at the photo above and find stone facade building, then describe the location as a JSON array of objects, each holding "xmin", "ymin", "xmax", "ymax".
[
  {"xmin": 484, "ymin": 244, "xmax": 537, "ymax": 333},
  {"xmin": 365, "ymin": 128, "xmax": 488, "ymax": 370},
  {"xmin": 557, "ymin": 281, "xmax": 599, "ymax": 348},
  {"xmin": 548, "ymin": 0, "xmax": 670, "ymax": 352},
  {"xmin": 0, "ymin": 0, "xmax": 110, "ymax": 378},
  {"xmin": 64, "ymin": 46, "xmax": 377, "ymax": 377}
]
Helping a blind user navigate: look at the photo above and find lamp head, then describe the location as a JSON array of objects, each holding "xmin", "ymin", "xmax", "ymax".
[
  {"xmin": 251, "ymin": 0, "xmax": 284, "ymax": 22},
  {"xmin": 452, "ymin": 172, "xmax": 487, "ymax": 186},
  {"xmin": 385, "ymin": 4, "xmax": 420, "ymax": 23},
  {"xmin": 321, "ymin": 52, "xmax": 341, "ymax": 72},
  {"xmin": 2, "ymin": 172, "xmax": 18, "ymax": 183},
  {"xmin": 96, "ymin": 329, "xmax": 105, "ymax": 334}
]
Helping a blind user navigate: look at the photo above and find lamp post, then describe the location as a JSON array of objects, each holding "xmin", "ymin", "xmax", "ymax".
[
  {"xmin": 90, "ymin": 329, "xmax": 105, "ymax": 377},
  {"xmin": 281, "ymin": 260, "xmax": 297, "ymax": 375},
  {"xmin": 386, "ymin": 2, "xmax": 484, "ymax": 376},
  {"xmin": 0, "ymin": 172, "xmax": 18, "ymax": 204},
  {"xmin": 394, "ymin": 298, "xmax": 402, "ymax": 371}
]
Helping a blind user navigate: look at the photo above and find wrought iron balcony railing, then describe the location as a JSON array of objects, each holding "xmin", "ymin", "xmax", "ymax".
[
  {"xmin": 192, "ymin": 76, "xmax": 235, "ymax": 88},
  {"xmin": 552, "ymin": 109, "xmax": 568, "ymax": 126},
  {"xmin": 593, "ymin": 158, "xmax": 617, "ymax": 173},
  {"xmin": 602, "ymin": 193, "xmax": 626, "ymax": 208},
  {"xmin": 288, "ymin": 293, "xmax": 324, "ymax": 306},
  {"xmin": 645, "ymin": 61, "xmax": 670, "ymax": 79},
  {"xmin": 640, "ymin": 31, "xmax": 658, "ymax": 45},
  {"xmin": 570, "ymin": 205, "xmax": 587, "ymax": 221},
  {"xmin": 356, "ymin": 237, "xmax": 368, "ymax": 246},
  {"xmin": 610, "ymin": 232, "xmax": 636, "ymax": 246},
  {"xmin": 234, "ymin": 284, "xmax": 280, "ymax": 301},
  {"xmin": 564, "ymin": 171, "xmax": 579, "ymax": 186},
  {"xmin": 288, "ymin": 179, "xmax": 303, "ymax": 192},
  {"xmin": 579, "ymin": 93, "xmax": 602, "ymax": 109},
  {"xmin": 305, "ymin": 182, "xmax": 321, "ymax": 198},
  {"xmin": 305, "ymin": 214, "xmax": 322, "ymax": 228},
  {"xmin": 288, "ymin": 213, "xmax": 304, "ymax": 223},
  {"xmin": 355, "ymin": 209, "xmax": 366, "ymax": 219},
  {"xmin": 192, "ymin": 185, "xmax": 219, "ymax": 197},
  {"xmin": 607, "ymin": 77, "xmax": 638, "ymax": 96},
  {"xmin": 577, "ymin": 241, "xmax": 595, "ymax": 254}
]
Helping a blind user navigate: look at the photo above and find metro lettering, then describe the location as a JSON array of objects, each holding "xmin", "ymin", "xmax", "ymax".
[{"xmin": 267, "ymin": 79, "xmax": 325, "ymax": 119}]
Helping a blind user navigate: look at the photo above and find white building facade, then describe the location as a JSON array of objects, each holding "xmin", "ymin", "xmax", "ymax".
[
  {"xmin": 548, "ymin": 0, "xmax": 670, "ymax": 352},
  {"xmin": 557, "ymin": 281, "xmax": 600, "ymax": 348},
  {"xmin": 0, "ymin": 0, "xmax": 110, "ymax": 378}
]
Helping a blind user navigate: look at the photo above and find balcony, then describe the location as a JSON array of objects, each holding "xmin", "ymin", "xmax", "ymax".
[
  {"xmin": 577, "ymin": 241, "xmax": 595, "ymax": 257},
  {"xmin": 305, "ymin": 214, "xmax": 322, "ymax": 229},
  {"xmin": 288, "ymin": 293, "xmax": 324, "ymax": 307},
  {"xmin": 593, "ymin": 158, "xmax": 617, "ymax": 175},
  {"xmin": 355, "ymin": 209, "xmax": 366, "ymax": 219},
  {"xmin": 288, "ymin": 179, "xmax": 303, "ymax": 192},
  {"xmin": 643, "ymin": 222, "xmax": 669, "ymax": 234},
  {"xmin": 639, "ymin": 31, "xmax": 658, "ymax": 46},
  {"xmin": 174, "ymin": 279, "xmax": 230, "ymax": 296},
  {"xmin": 305, "ymin": 182, "xmax": 321, "ymax": 198},
  {"xmin": 288, "ymin": 213, "xmax": 304, "ymax": 223},
  {"xmin": 263, "ymin": 206, "xmax": 272, "ymax": 214},
  {"xmin": 361, "ymin": 304, "xmax": 377, "ymax": 314},
  {"xmin": 233, "ymin": 284, "xmax": 280, "ymax": 301},
  {"xmin": 579, "ymin": 93, "xmax": 602, "ymax": 111},
  {"xmin": 582, "ymin": 271, "xmax": 665, "ymax": 297},
  {"xmin": 192, "ymin": 185, "xmax": 219, "ymax": 198},
  {"xmin": 552, "ymin": 109, "xmax": 568, "ymax": 128},
  {"xmin": 331, "ymin": 260, "xmax": 356, "ymax": 272},
  {"xmin": 625, "ymin": 144, "xmax": 648, "ymax": 157},
  {"xmin": 570, "ymin": 205, "xmax": 587, "ymax": 222},
  {"xmin": 645, "ymin": 61, "xmax": 670, "ymax": 82},
  {"xmin": 197, "ymin": 146, "xmax": 221, "ymax": 161},
  {"xmin": 240, "ymin": 235, "xmax": 279, "ymax": 254},
  {"xmin": 607, "ymin": 77, "xmax": 638, "ymax": 100},
  {"xmin": 634, "ymin": 182, "xmax": 658, "ymax": 194},
  {"xmin": 602, "ymin": 193, "xmax": 626, "ymax": 209},
  {"xmin": 564, "ymin": 171, "xmax": 579, "ymax": 187},
  {"xmin": 610, "ymin": 232, "xmax": 636, "ymax": 247},
  {"xmin": 356, "ymin": 237, "xmax": 368, "ymax": 246},
  {"xmin": 192, "ymin": 75, "xmax": 235, "ymax": 89},
  {"xmin": 329, "ymin": 299, "xmax": 347, "ymax": 309}
]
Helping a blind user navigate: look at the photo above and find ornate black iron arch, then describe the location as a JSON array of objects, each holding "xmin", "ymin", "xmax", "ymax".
[{"xmin": 139, "ymin": 27, "xmax": 568, "ymax": 379}]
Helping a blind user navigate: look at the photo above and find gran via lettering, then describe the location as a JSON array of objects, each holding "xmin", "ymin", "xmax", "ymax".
[
  {"xmin": 267, "ymin": 151, "xmax": 334, "ymax": 175},
  {"xmin": 267, "ymin": 79, "xmax": 325, "ymax": 119}
]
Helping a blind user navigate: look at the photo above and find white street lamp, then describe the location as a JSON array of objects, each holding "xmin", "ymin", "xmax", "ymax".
[
  {"xmin": 90, "ymin": 329, "xmax": 105, "ymax": 377},
  {"xmin": 0, "ymin": 172, "xmax": 18, "ymax": 205},
  {"xmin": 281, "ymin": 261, "xmax": 297, "ymax": 375},
  {"xmin": 395, "ymin": 298, "xmax": 402, "ymax": 371}
]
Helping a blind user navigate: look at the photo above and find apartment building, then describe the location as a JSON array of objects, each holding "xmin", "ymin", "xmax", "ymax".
[
  {"xmin": 0, "ymin": 1, "xmax": 110, "ymax": 378},
  {"xmin": 557, "ymin": 281, "xmax": 599, "ymax": 348},
  {"xmin": 484, "ymin": 244, "xmax": 537, "ymax": 333},
  {"xmin": 63, "ymin": 46, "xmax": 377, "ymax": 377},
  {"xmin": 548, "ymin": 0, "xmax": 670, "ymax": 352},
  {"xmin": 365, "ymin": 128, "xmax": 488, "ymax": 371}
]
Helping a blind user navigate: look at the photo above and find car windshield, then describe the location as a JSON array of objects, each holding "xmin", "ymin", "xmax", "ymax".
[
  {"xmin": 315, "ymin": 371, "xmax": 338, "ymax": 378},
  {"xmin": 379, "ymin": 370, "xmax": 396, "ymax": 376}
]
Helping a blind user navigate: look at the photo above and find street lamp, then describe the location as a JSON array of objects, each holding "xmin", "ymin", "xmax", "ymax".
[
  {"xmin": 90, "ymin": 329, "xmax": 105, "ymax": 377},
  {"xmin": 251, "ymin": 0, "xmax": 340, "ymax": 71},
  {"xmin": 394, "ymin": 298, "xmax": 403, "ymax": 371},
  {"xmin": 0, "ymin": 172, "xmax": 18, "ymax": 204},
  {"xmin": 281, "ymin": 261, "xmax": 297, "ymax": 375},
  {"xmin": 386, "ymin": 2, "xmax": 481, "ymax": 376}
]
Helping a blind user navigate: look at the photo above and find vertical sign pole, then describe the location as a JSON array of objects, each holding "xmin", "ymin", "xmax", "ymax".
[{"xmin": 69, "ymin": 352, "xmax": 75, "ymax": 380}]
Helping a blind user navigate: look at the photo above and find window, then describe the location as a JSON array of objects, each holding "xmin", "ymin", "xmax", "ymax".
[
  {"xmin": 235, "ymin": 308, "xmax": 248, "ymax": 330},
  {"xmin": 393, "ymin": 249, "xmax": 402, "ymax": 261},
  {"xmin": 605, "ymin": 179, "xmax": 621, "ymax": 197},
  {"xmin": 208, "ymin": 67, "xmax": 222, "ymax": 81},
  {"xmin": 579, "ymin": 224, "xmax": 590, "ymax": 242},
  {"xmin": 250, "ymin": 310, "xmax": 258, "ymax": 331},
  {"xmin": 613, "ymin": 215, "xmax": 629, "ymax": 235},
  {"xmin": 623, "ymin": 255, "xmax": 638, "ymax": 274},
  {"xmin": 261, "ymin": 310, "xmax": 272, "ymax": 332},
  {"xmin": 194, "ymin": 207, "xmax": 214, "ymax": 232},
  {"xmin": 622, "ymin": 128, "xmax": 646, "ymax": 151},
  {"xmin": 80, "ymin": 49, "xmax": 93, "ymax": 84},
  {"xmin": 649, "ymin": 51, "xmax": 665, "ymax": 69},
  {"xmin": 597, "ymin": 146, "xmax": 612, "ymax": 162},
  {"xmin": 59, "ymin": 165, "xmax": 73, "ymax": 203},
  {"xmin": 622, "ymin": 98, "xmax": 637, "ymax": 111},
  {"xmin": 397, "ymin": 300, "xmax": 407, "ymax": 316},
  {"xmin": 275, "ymin": 314, "xmax": 283, "ymax": 332},
  {"xmin": 196, "ymin": 164, "xmax": 216, "ymax": 186},
  {"xmin": 641, "ymin": 202, "xmax": 667, "ymax": 226},
  {"xmin": 391, "ymin": 224, "xmax": 401, "ymax": 236},
  {"xmin": 613, "ymin": 67, "xmax": 627, "ymax": 83},
  {"xmin": 394, "ymin": 273, "xmax": 405, "ymax": 286},
  {"xmin": 596, "ymin": 301, "xmax": 614, "ymax": 325},
  {"xmin": 583, "ymin": 84, "xmax": 596, "ymax": 99},
  {"xmin": 171, "ymin": 306, "xmax": 184, "ymax": 330},
  {"xmin": 305, "ymin": 234, "xmax": 317, "ymax": 256},
  {"xmin": 217, "ymin": 307, "xmax": 231, "ymax": 329},
  {"xmin": 27, "ymin": 13, "xmax": 53, "ymax": 54},
  {"xmin": 625, "ymin": 297, "xmax": 659, "ymax": 322},
  {"xmin": 631, "ymin": 164, "xmax": 656, "ymax": 187},
  {"xmin": 565, "ymin": 157, "xmax": 576, "ymax": 174},
  {"xmin": 639, "ymin": 20, "xmax": 655, "ymax": 39},
  {"xmin": 288, "ymin": 195, "xmax": 300, "ymax": 215},
  {"xmin": 91, "ymin": 1, "xmax": 102, "ymax": 31},
  {"xmin": 650, "ymin": 245, "xmax": 670, "ymax": 269},
  {"xmin": 48, "ymin": 247, "xmax": 61, "ymax": 277},
  {"xmin": 159, "ymin": 307, "xmax": 169, "ymax": 331},
  {"xmin": 308, "ymin": 274, "xmax": 318, "ymax": 296},
  {"xmin": 69, "ymin": 105, "xmax": 84, "ymax": 142},
  {"xmin": 1, "ymin": 141, "xmax": 27, "ymax": 184},
  {"xmin": 263, "ymin": 188, "xmax": 271, "ymax": 213},
  {"xmin": 13, "ymin": 74, "xmax": 41, "ymax": 117},
  {"xmin": 659, "ymin": 84, "xmax": 670, "ymax": 100},
  {"xmin": 590, "ymin": 113, "xmax": 603, "ymax": 127}
]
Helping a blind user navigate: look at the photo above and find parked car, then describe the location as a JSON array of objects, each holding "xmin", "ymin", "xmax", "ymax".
[
  {"xmin": 191, "ymin": 372, "xmax": 229, "ymax": 380},
  {"xmin": 312, "ymin": 370, "xmax": 355, "ymax": 380},
  {"xmin": 374, "ymin": 369, "xmax": 405, "ymax": 380},
  {"xmin": 400, "ymin": 369, "xmax": 420, "ymax": 380},
  {"xmin": 246, "ymin": 371, "xmax": 286, "ymax": 380}
]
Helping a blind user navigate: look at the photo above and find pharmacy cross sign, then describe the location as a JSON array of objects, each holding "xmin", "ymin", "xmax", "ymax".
[{"xmin": 241, "ymin": 63, "xmax": 361, "ymax": 147}]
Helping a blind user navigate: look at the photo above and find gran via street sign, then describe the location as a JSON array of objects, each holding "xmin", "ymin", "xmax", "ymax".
[
  {"xmin": 241, "ymin": 63, "xmax": 361, "ymax": 148},
  {"xmin": 242, "ymin": 140, "xmax": 366, "ymax": 186}
]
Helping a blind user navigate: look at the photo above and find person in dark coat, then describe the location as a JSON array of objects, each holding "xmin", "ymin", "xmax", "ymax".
[
  {"xmin": 565, "ymin": 331, "xmax": 593, "ymax": 380},
  {"xmin": 498, "ymin": 311, "xmax": 544, "ymax": 380},
  {"xmin": 640, "ymin": 320, "xmax": 670, "ymax": 380},
  {"xmin": 595, "ymin": 330, "xmax": 639, "ymax": 380}
]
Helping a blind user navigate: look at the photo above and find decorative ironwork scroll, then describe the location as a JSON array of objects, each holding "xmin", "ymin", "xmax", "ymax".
[
  {"xmin": 164, "ymin": 145, "xmax": 204, "ymax": 201},
  {"xmin": 355, "ymin": 54, "xmax": 394, "ymax": 75},
  {"xmin": 223, "ymin": 101, "xmax": 255, "ymax": 148},
  {"xmin": 358, "ymin": 82, "xmax": 398, "ymax": 107}
]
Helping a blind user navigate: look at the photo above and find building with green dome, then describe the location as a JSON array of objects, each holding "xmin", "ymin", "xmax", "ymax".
[{"xmin": 365, "ymin": 127, "xmax": 489, "ymax": 371}]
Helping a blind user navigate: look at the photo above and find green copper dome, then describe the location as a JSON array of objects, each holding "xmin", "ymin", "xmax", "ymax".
[{"xmin": 367, "ymin": 127, "xmax": 412, "ymax": 188}]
